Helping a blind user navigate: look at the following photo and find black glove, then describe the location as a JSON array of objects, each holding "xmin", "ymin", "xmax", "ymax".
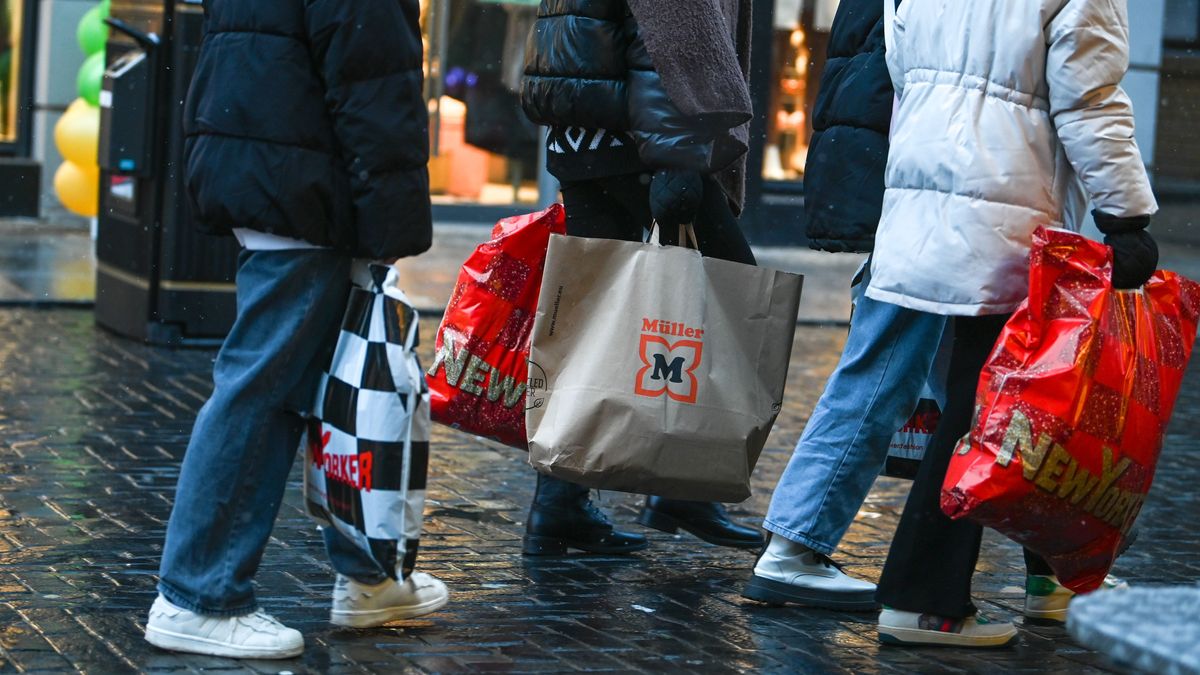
[
  {"xmin": 649, "ymin": 170, "xmax": 704, "ymax": 227},
  {"xmin": 1093, "ymin": 211, "xmax": 1158, "ymax": 289}
]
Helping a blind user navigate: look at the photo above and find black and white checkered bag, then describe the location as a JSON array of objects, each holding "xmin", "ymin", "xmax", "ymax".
[{"xmin": 302, "ymin": 262, "xmax": 429, "ymax": 580}]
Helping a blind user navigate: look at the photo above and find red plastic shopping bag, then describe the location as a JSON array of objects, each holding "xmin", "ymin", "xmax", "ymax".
[
  {"xmin": 427, "ymin": 205, "xmax": 566, "ymax": 449},
  {"xmin": 941, "ymin": 227, "xmax": 1200, "ymax": 593}
]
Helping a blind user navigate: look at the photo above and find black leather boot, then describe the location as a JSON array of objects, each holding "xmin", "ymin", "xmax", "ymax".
[
  {"xmin": 523, "ymin": 474, "xmax": 649, "ymax": 555},
  {"xmin": 637, "ymin": 497, "xmax": 764, "ymax": 549}
]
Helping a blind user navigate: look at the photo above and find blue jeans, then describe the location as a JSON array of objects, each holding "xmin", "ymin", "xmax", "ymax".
[
  {"xmin": 763, "ymin": 264, "xmax": 948, "ymax": 555},
  {"xmin": 158, "ymin": 249, "xmax": 388, "ymax": 617}
]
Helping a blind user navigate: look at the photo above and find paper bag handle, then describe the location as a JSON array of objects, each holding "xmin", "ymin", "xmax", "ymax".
[{"xmin": 648, "ymin": 222, "xmax": 700, "ymax": 251}]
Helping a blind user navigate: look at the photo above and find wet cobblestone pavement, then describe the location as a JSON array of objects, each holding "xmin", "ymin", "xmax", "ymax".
[{"xmin": 1, "ymin": 309, "xmax": 1198, "ymax": 673}]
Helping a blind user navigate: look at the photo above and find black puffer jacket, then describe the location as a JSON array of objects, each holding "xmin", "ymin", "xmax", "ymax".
[
  {"xmin": 521, "ymin": 0, "xmax": 745, "ymax": 182},
  {"xmin": 803, "ymin": 0, "xmax": 894, "ymax": 253},
  {"xmin": 184, "ymin": 0, "xmax": 432, "ymax": 260}
]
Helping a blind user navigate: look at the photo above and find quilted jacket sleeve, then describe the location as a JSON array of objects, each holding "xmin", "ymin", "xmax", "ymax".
[
  {"xmin": 521, "ymin": 0, "xmax": 632, "ymax": 131},
  {"xmin": 625, "ymin": 26, "xmax": 746, "ymax": 174},
  {"xmin": 1046, "ymin": 0, "xmax": 1157, "ymax": 218},
  {"xmin": 304, "ymin": 0, "xmax": 432, "ymax": 259}
]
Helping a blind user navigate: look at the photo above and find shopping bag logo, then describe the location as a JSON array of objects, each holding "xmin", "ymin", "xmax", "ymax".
[
  {"xmin": 309, "ymin": 422, "xmax": 375, "ymax": 493},
  {"xmin": 635, "ymin": 319, "xmax": 704, "ymax": 404}
]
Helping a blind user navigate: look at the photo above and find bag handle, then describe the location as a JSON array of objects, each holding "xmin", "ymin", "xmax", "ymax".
[{"xmin": 648, "ymin": 221, "xmax": 701, "ymax": 251}]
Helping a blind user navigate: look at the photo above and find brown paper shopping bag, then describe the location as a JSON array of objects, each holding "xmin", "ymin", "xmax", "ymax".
[{"xmin": 525, "ymin": 227, "xmax": 803, "ymax": 502}]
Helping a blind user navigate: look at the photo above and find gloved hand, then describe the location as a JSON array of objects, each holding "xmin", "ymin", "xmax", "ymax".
[
  {"xmin": 1093, "ymin": 211, "xmax": 1159, "ymax": 290},
  {"xmin": 649, "ymin": 169, "xmax": 704, "ymax": 227}
]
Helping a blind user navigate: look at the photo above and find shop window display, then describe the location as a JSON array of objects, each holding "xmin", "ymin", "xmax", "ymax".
[
  {"xmin": 1164, "ymin": 0, "xmax": 1200, "ymax": 44},
  {"xmin": 421, "ymin": 0, "xmax": 541, "ymax": 206},
  {"xmin": 0, "ymin": 0, "xmax": 21, "ymax": 142},
  {"xmin": 763, "ymin": 0, "xmax": 840, "ymax": 182}
]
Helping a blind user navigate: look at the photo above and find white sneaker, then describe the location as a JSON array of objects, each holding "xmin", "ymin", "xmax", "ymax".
[
  {"xmin": 144, "ymin": 594, "xmax": 304, "ymax": 659},
  {"xmin": 741, "ymin": 535, "xmax": 878, "ymax": 611},
  {"xmin": 878, "ymin": 608, "xmax": 1018, "ymax": 648},
  {"xmin": 1024, "ymin": 574, "xmax": 1129, "ymax": 623},
  {"xmin": 330, "ymin": 572, "xmax": 449, "ymax": 628}
]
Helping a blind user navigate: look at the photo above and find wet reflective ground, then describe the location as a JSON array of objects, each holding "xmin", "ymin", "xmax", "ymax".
[
  {"xmin": 2, "ymin": 311, "xmax": 1196, "ymax": 673},
  {"xmin": 0, "ymin": 223, "xmax": 94, "ymax": 303}
]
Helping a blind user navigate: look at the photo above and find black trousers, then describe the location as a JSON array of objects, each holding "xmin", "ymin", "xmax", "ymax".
[
  {"xmin": 560, "ymin": 173, "xmax": 756, "ymax": 266},
  {"xmin": 875, "ymin": 314, "xmax": 1052, "ymax": 618}
]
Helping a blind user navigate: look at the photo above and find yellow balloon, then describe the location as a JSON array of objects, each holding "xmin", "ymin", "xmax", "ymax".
[
  {"xmin": 54, "ymin": 100, "xmax": 101, "ymax": 166},
  {"xmin": 54, "ymin": 161, "xmax": 100, "ymax": 217},
  {"xmin": 65, "ymin": 97, "xmax": 91, "ymax": 117}
]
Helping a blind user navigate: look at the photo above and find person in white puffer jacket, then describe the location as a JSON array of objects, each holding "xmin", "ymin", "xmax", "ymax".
[{"xmin": 869, "ymin": 0, "xmax": 1158, "ymax": 648}]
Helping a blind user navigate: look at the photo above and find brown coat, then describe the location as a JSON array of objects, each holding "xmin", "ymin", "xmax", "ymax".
[{"xmin": 625, "ymin": 0, "xmax": 754, "ymax": 212}]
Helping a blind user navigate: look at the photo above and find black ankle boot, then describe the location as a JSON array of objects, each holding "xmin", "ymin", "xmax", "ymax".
[
  {"xmin": 637, "ymin": 497, "xmax": 764, "ymax": 549},
  {"xmin": 523, "ymin": 474, "xmax": 649, "ymax": 556}
]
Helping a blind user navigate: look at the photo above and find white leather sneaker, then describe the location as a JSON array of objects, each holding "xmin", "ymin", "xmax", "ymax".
[
  {"xmin": 1024, "ymin": 574, "xmax": 1129, "ymax": 623},
  {"xmin": 741, "ymin": 535, "xmax": 878, "ymax": 611},
  {"xmin": 878, "ymin": 608, "xmax": 1018, "ymax": 648},
  {"xmin": 144, "ymin": 594, "xmax": 304, "ymax": 659},
  {"xmin": 330, "ymin": 572, "xmax": 449, "ymax": 628}
]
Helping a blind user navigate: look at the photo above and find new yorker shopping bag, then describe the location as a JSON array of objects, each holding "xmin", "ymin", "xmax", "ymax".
[
  {"xmin": 526, "ymin": 226, "xmax": 804, "ymax": 502},
  {"xmin": 427, "ymin": 205, "xmax": 566, "ymax": 448},
  {"xmin": 941, "ymin": 227, "xmax": 1200, "ymax": 593},
  {"xmin": 302, "ymin": 262, "xmax": 429, "ymax": 580}
]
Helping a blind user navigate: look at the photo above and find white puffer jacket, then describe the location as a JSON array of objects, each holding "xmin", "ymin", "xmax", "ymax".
[{"xmin": 867, "ymin": 0, "xmax": 1158, "ymax": 316}]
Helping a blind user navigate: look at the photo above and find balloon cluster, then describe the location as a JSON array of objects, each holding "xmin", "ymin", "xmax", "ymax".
[{"xmin": 53, "ymin": 0, "xmax": 110, "ymax": 217}]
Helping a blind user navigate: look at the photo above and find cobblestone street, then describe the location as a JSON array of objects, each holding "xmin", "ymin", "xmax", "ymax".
[{"xmin": 1, "ymin": 309, "xmax": 1198, "ymax": 673}]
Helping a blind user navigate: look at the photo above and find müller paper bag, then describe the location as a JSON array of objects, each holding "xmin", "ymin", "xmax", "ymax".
[{"xmin": 526, "ymin": 227, "xmax": 803, "ymax": 502}]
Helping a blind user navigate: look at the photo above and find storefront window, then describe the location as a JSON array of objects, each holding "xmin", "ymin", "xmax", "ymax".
[
  {"xmin": 762, "ymin": 0, "xmax": 840, "ymax": 182},
  {"xmin": 1165, "ymin": 0, "xmax": 1200, "ymax": 45},
  {"xmin": 0, "ymin": 0, "xmax": 22, "ymax": 143},
  {"xmin": 421, "ymin": 0, "xmax": 541, "ymax": 206}
]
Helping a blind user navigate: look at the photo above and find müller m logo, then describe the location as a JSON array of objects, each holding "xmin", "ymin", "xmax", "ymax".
[{"xmin": 635, "ymin": 318, "xmax": 704, "ymax": 404}]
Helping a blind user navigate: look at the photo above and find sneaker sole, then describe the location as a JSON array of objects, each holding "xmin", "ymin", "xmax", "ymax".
[
  {"xmin": 741, "ymin": 574, "xmax": 879, "ymax": 612},
  {"xmin": 878, "ymin": 625, "xmax": 1018, "ymax": 648},
  {"xmin": 145, "ymin": 625, "xmax": 303, "ymax": 659},
  {"xmin": 636, "ymin": 509, "xmax": 763, "ymax": 550},
  {"xmin": 330, "ymin": 592, "xmax": 450, "ymax": 628},
  {"xmin": 1022, "ymin": 604, "xmax": 1068, "ymax": 624}
]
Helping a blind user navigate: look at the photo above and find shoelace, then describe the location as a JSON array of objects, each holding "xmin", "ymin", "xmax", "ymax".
[
  {"xmin": 581, "ymin": 499, "xmax": 610, "ymax": 525},
  {"xmin": 811, "ymin": 551, "xmax": 847, "ymax": 573},
  {"xmin": 236, "ymin": 611, "xmax": 285, "ymax": 636}
]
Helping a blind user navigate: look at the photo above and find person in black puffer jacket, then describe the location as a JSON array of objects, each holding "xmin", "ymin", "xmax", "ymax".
[
  {"xmin": 147, "ymin": 0, "xmax": 443, "ymax": 660},
  {"xmin": 802, "ymin": 1, "xmax": 893, "ymax": 254},
  {"xmin": 517, "ymin": 0, "xmax": 765, "ymax": 558},
  {"xmin": 183, "ymin": 0, "xmax": 431, "ymax": 258}
]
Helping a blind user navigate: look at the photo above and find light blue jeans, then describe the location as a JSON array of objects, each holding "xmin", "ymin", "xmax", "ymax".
[
  {"xmin": 158, "ymin": 249, "xmax": 388, "ymax": 617},
  {"xmin": 763, "ymin": 263, "xmax": 948, "ymax": 555}
]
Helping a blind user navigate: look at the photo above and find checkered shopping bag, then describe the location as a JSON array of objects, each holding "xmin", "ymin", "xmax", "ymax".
[{"xmin": 302, "ymin": 262, "xmax": 430, "ymax": 580}]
